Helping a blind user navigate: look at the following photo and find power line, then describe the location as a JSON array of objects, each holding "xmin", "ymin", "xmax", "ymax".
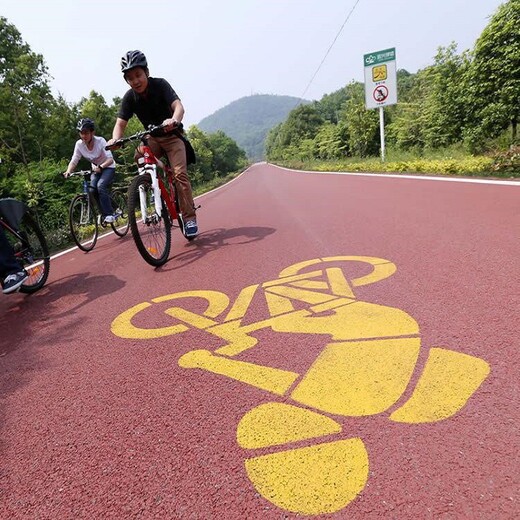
[{"xmin": 298, "ymin": 0, "xmax": 363, "ymax": 103}]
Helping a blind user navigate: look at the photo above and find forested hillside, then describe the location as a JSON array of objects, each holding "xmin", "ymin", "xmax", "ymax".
[
  {"xmin": 198, "ymin": 95, "xmax": 308, "ymax": 160},
  {"xmin": 266, "ymin": 0, "xmax": 519, "ymax": 175}
]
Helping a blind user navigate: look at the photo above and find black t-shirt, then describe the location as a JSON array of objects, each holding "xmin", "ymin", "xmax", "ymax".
[{"xmin": 118, "ymin": 77, "xmax": 180, "ymax": 131}]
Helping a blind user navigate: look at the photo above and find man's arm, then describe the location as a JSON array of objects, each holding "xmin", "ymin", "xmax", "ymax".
[
  {"xmin": 163, "ymin": 99, "xmax": 185, "ymax": 131},
  {"xmin": 112, "ymin": 118, "xmax": 128, "ymax": 140},
  {"xmin": 106, "ymin": 118, "xmax": 128, "ymax": 147}
]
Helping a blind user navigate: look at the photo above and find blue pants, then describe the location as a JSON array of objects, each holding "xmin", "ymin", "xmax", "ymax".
[
  {"xmin": 90, "ymin": 167, "xmax": 115, "ymax": 217},
  {"xmin": 0, "ymin": 225, "xmax": 22, "ymax": 278}
]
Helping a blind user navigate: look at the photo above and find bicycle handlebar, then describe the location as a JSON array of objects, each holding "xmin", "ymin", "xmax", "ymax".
[
  {"xmin": 65, "ymin": 170, "xmax": 93, "ymax": 178},
  {"xmin": 104, "ymin": 122, "xmax": 184, "ymax": 151}
]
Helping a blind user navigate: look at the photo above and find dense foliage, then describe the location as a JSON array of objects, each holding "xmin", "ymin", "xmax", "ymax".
[
  {"xmin": 0, "ymin": 16, "xmax": 248, "ymax": 250},
  {"xmin": 266, "ymin": 0, "xmax": 519, "ymax": 163},
  {"xmin": 198, "ymin": 94, "xmax": 309, "ymax": 160}
]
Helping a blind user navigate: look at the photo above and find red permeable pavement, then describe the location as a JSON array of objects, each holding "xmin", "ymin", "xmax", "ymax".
[{"xmin": 0, "ymin": 164, "xmax": 518, "ymax": 518}]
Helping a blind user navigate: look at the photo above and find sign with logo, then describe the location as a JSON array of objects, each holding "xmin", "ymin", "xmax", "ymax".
[{"xmin": 364, "ymin": 47, "xmax": 397, "ymax": 109}]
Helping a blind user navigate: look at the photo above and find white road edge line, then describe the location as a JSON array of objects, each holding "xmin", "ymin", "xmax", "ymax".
[{"xmin": 270, "ymin": 163, "xmax": 520, "ymax": 186}]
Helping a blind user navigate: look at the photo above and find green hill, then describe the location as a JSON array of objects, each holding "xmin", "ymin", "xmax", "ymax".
[{"xmin": 197, "ymin": 94, "xmax": 308, "ymax": 160}]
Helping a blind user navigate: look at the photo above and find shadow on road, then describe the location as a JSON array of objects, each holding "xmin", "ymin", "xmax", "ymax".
[
  {"xmin": 0, "ymin": 272, "xmax": 126, "ymax": 440},
  {"xmin": 161, "ymin": 225, "xmax": 276, "ymax": 271}
]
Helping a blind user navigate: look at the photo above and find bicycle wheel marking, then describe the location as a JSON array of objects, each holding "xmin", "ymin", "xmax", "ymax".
[{"xmin": 111, "ymin": 256, "xmax": 490, "ymax": 515}]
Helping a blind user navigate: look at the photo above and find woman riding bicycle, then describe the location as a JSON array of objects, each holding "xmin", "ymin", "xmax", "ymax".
[
  {"xmin": 64, "ymin": 118, "xmax": 119, "ymax": 224},
  {"xmin": 107, "ymin": 50, "xmax": 198, "ymax": 238}
]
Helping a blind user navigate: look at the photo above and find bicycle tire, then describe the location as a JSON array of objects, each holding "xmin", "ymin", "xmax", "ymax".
[
  {"xmin": 127, "ymin": 174, "xmax": 171, "ymax": 266},
  {"xmin": 110, "ymin": 189, "xmax": 130, "ymax": 237},
  {"xmin": 11, "ymin": 212, "xmax": 50, "ymax": 293},
  {"xmin": 69, "ymin": 194, "xmax": 98, "ymax": 252}
]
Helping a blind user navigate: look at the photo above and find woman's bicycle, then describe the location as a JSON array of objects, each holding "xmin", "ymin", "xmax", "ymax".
[
  {"xmin": 0, "ymin": 198, "xmax": 50, "ymax": 293},
  {"xmin": 66, "ymin": 171, "xmax": 130, "ymax": 252},
  {"xmin": 106, "ymin": 124, "xmax": 198, "ymax": 267}
]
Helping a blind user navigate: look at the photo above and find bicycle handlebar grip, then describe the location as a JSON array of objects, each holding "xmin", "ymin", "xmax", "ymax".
[{"xmin": 105, "ymin": 140, "xmax": 123, "ymax": 151}]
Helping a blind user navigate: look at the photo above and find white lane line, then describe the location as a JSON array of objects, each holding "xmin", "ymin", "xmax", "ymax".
[{"xmin": 270, "ymin": 163, "xmax": 520, "ymax": 186}]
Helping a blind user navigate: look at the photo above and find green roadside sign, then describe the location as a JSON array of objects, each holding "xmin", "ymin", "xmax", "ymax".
[{"xmin": 364, "ymin": 48, "xmax": 396, "ymax": 67}]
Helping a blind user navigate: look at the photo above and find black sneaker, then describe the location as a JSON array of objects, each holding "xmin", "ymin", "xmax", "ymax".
[
  {"xmin": 2, "ymin": 270, "xmax": 29, "ymax": 294},
  {"xmin": 184, "ymin": 219, "xmax": 198, "ymax": 238}
]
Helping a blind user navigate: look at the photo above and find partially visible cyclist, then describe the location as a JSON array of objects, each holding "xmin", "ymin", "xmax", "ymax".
[
  {"xmin": 64, "ymin": 118, "xmax": 119, "ymax": 223},
  {"xmin": 0, "ymin": 225, "xmax": 27, "ymax": 294},
  {"xmin": 106, "ymin": 50, "xmax": 198, "ymax": 238}
]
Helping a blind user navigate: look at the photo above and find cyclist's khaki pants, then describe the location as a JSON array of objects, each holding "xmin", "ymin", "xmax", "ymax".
[{"xmin": 145, "ymin": 135, "xmax": 196, "ymax": 221}]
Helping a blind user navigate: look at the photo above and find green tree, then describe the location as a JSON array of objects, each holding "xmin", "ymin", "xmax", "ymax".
[
  {"xmin": 187, "ymin": 125, "xmax": 214, "ymax": 184},
  {"xmin": 314, "ymin": 122, "xmax": 349, "ymax": 159},
  {"xmin": 386, "ymin": 70, "xmax": 425, "ymax": 150},
  {"xmin": 0, "ymin": 17, "xmax": 53, "ymax": 167},
  {"xmin": 420, "ymin": 43, "xmax": 470, "ymax": 148},
  {"xmin": 78, "ymin": 90, "xmax": 117, "ymax": 139},
  {"xmin": 265, "ymin": 105, "xmax": 324, "ymax": 160},
  {"xmin": 465, "ymin": 0, "xmax": 520, "ymax": 147},
  {"xmin": 341, "ymin": 82, "xmax": 379, "ymax": 157},
  {"xmin": 207, "ymin": 130, "xmax": 247, "ymax": 176},
  {"xmin": 315, "ymin": 87, "xmax": 349, "ymax": 124}
]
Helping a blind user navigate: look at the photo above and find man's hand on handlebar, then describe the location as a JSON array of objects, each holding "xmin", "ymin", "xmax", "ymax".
[
  {"xmin": 105, "ymin": 138, "xmax": 121, "ymax": 151},
  {"xmin": 162, "ymin": 118, "xmax": 180, "ymax": 132}
]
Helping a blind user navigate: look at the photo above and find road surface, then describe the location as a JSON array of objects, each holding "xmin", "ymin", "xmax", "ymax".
[{"xmin": 1, "ymin": 163, "xmax": 518, "ymax": 518}]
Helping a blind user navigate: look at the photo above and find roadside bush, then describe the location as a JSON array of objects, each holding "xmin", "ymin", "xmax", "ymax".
[{"xmin": 490, "ymin": 146, "xmax": 520, "ymax": 175}]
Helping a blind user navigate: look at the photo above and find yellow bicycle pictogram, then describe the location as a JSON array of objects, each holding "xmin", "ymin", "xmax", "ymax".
[
  {"xmin": 372, "ymin": 64, "xmax": 387, "ymax": 82},
  {"xmin": 112, "ymin": 256, "xmax": 490, "ymax": 515}
]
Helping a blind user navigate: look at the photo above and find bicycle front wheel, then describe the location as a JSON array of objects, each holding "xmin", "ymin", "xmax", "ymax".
[
  {"xmin": 128, "ymin": 174, "xmax": 171, "ymax": 266},
  {"xmin": 69, "ymin": 194, "xmax": 98, "ymax": 252},
  {"xmin": 110, "ymin": 190, "xmax": 130, "ymax": 237},
  {"xmin": 10, "ymin": 212, "xmax": 50, "ymax": 293}
]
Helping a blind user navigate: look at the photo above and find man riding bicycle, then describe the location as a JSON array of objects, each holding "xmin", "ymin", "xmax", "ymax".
[
  {"xmin": 107, "ymin": 50, "xmax": 198, "ymax": 238},
  {"xmin": 64, "ymin": 118, "xmax": 119, "ymax": 224}
]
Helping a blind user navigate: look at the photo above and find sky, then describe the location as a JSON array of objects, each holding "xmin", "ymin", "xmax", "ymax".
[{"xmin": 2, "ymin": 0, "xmax": 505, "ymax": 127}]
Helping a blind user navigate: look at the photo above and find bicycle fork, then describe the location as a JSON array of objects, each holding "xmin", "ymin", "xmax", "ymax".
[
  {"xmin": 81, "ymin": 178, "xmax": 93, "ymax": 225},
  {"xmin": 139, "ymin": 164, "xmax": 163, "ymax": 222}
]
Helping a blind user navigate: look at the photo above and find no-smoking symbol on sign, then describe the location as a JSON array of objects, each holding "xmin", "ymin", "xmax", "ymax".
[{"xmin": 373, "ymin": 85, "xmax": 389, "ymax": 102}]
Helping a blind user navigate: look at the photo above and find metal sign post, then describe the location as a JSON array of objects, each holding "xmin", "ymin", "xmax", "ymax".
[
  {"xmin": 363, "ymin": 48, "xmax": 397, "ymax": 162},
  {"xmin": 379, "ymin": 106, "xmax": 385, "ymax": 162}
]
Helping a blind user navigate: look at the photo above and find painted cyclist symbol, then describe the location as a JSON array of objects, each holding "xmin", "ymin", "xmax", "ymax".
[{"xmin": 112, "ymin": 256, "xmax": 490, "ymax": 515}]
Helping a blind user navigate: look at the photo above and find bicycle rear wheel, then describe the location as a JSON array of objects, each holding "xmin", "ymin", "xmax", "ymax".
[
  {"xmin": 128, "ymin": 174, "xmax": 171, "ymax": 266},
  {"xmin": 110, "ymin": 189, "xmax": 130, "ymax": 237},
  {"xmin": 7, "ymin": 212, "xmax": 50, "ymax": 293},
  {"xmin": 69, "ymin": 194, "xmax": 98, "ymax": 252}
]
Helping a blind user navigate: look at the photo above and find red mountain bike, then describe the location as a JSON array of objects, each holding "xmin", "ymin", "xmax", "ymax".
[{"xmin": 106, "ymin": 124, "xmax": 198, "ymax": 267}]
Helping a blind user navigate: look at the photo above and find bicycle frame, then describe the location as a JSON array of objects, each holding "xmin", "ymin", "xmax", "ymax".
[
  {"xmin": 1, "ymin": 218, "xmax": 26, "ymax": 256},
  {"xmin": 79, "ymin": 173, "xmax": 95, "ymax": 224},
  {"xmin": 136, "ymin": 142, "xmax": 179, "ymax": 223}
]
